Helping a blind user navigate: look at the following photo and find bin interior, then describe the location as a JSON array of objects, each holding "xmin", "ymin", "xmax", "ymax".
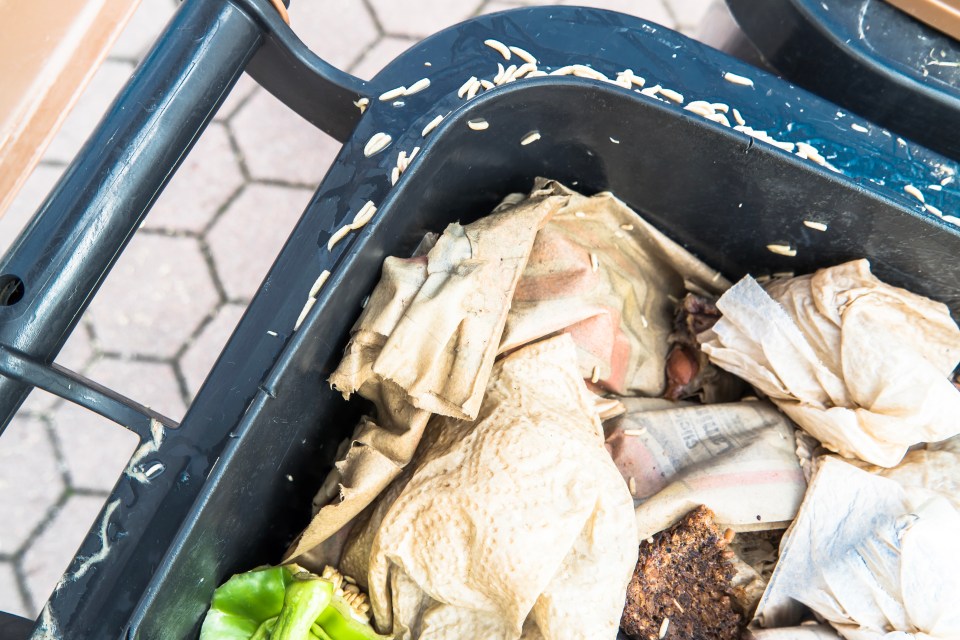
[{"xmin": 128, "ymin": 76, "xmax": 960, "ymax": 638}]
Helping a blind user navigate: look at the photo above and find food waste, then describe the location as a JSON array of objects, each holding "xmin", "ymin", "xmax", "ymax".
[{"xmin": 199, "ymin": 179, "xmax": 960, "ymax": 640}]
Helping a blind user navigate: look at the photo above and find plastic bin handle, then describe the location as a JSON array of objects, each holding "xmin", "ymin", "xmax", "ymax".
[{"xmin": 0, "ymin": 0, "xmax": 367, "ymax": 438}]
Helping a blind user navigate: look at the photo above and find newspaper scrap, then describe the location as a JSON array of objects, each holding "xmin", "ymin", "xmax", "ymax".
[
  {"xmin": 283, "ymin": 187, "xmax": 564, "ymax": 564},
  {"xmin": 501, "ymin": 181, "xmax": 730, "ymax": 396},
  {"xmin": 754, "ymin": 457, "xmax": 960, "ymax": 638},
  {"xmin": 700, "ymin": 260, "xmax": 960, "ymax": 467},
  {"xmin": 745, "ymin": 625, "xmax": 841, "ymax": 639},
  {"xmin": 604, "ymin": 397, "xmax": 806, "ymax": 541}
]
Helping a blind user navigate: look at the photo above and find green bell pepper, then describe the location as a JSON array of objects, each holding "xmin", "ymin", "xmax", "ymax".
[{"xmin": 199, "ymin": 565, "xmax": 388, "ymax": 640}]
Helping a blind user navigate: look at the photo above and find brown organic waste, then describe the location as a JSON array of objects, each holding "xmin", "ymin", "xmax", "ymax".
[{"xmin": 270, "ymin": 179, "xmax": 960, "ymax": 640}]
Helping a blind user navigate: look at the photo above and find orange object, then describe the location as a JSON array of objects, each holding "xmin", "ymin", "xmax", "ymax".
[
  {"xmin": 0, "ymin": 0, "xmax": 140, "ymax": 221},
  {"xmin": 884, "ymin": 0, "xmax": 960, "ymax": 39}
]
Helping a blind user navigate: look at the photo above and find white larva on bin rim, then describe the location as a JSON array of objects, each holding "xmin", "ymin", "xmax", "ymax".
[
  {"xmin": 309, "ymin": 270, "xmax": 331, "ymax": 298},
  {"xmin": 620, "ymin": 223, "xmax": 634, "ymax": 231},
  {"xmin": 944, "ymin": 214, "xmax": 960, "ymax": 225},
  {"xmin": 628, "ymin": 477, "xmax": 637, "ymax": 495},
  {"xmin": 711, "ymin": 102, "xmax": 730, "ymax": 113},
  {"xmin": 378, "ymin": 86, "xmax": 406, "ymax": 101},
  {"xmin": 353, "ymin": 97, "xmax": 369, "ymax": 113},
  {"xmin": 480, "ymin": 79, "xmax": 495, "ymax": 90},
  {"xmin": 351, "ymin": 201, "xmax": 378, "ymax": 228},
  {"xmin": 732, "ymin": 108, "xmax": 746, "ymax": 125},
  {"xmin": 520, "ymin": 131, "xmax": 541, "ymax": 145},
  {"xmin": 363, "ymin": 132, "xmax": 392, "ymax": 157},
  {"xmin": 498, "ymin": 64, "xmax": 518, "ymax": 85},
  {"xmin": 591, "ymin": 365, "xmax": 601, "ymax": 383},
  {"xmin": 851, "ymin": 123, "xmax": 869, "ymax": 133},
  {"xmin": 390, "ymin": 166, "xmax": 400, "ymax": 185},
  {"xmin": 457, "ymin": 76, "xmax": 477, "ymax": 98},
  {"xmin": 484, "ymin": 38, "xmax": 511, "ymax": 60},
  {"xmin": 904, "ymin": 184, "xmax": 925, "ymax": 202},
  {"xmin": 327, "ymin": 225, "xmax": 352, "ymax": 251},
  {"xmin": 766, "ymin": 243, "xmax": 797, "ymax": 257},
  {"xmin": 494, "ymin": 62, "xmax": 506, "ymax": 84},
  {"xmin": 468, "ymin": 118, "xmax": 489, "ymax": 131},
  {"xmin": 466, "ymin": 79, "xmax": 482, "ymax": 99},
  {"xmin": 803, "ymin": 220, "xmax": 828, "ymax": 231},
  {"xmin": 623, "ymin": 429, "xmax": 646, "ymax": 437},
  {"xmin": 509, "ymin": 45, "xmax": 537, "ymax": 64},
  {"xmin": 723, "ymin": 71, "xmax": 755, "ymax": 86},
  {"xmin": 640, "ymin": 84, "xmax": 662, "ymax": 97},
  {"xmin": 295, "ymin": 297, "xmax": 317, "ymax": 330},
  {"xmin": 926, "ymin": 204, "xmax": 943, "ymax": 217},
  {"xmin": 422, "ymin": 114, "xmax": 444, "ymax": 137},
  {"xmin": 610, "ymin": 137, "xmax": 620, "ymax": 144},
  {"xmin": 640, "ymin": 314, "xmax": 649, "ymax": 329},
  {"xmin": 267, "ymin": 330, "xmax": 278, "ymax": 337},
  {"xmin": 590, "ymin": 252, "xmax": 599, "ymax": 272},
  {"xmin": 404, "ymin": 78, "xmax": 431, "ymax": 95},
  {"xmin": 658, "ymin": 87, "xmax": 684, "ymax": 103}
]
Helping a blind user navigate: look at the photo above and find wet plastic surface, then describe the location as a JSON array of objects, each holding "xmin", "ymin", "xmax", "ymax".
[
  {"xmin": 4, "ymin": 2, "xmax": 960, "ymax": 638},
  {"xmin": 726, "ymin": 0, "xmax": 960, "ymax": 159}
]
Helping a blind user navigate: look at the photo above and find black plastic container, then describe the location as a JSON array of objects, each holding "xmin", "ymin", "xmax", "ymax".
[
  {"xmin": 720, "ymin": 0, "xmax": 960, "ymax": 160},
  {"xmin": 3, "ymin": 1, "xmax": 960, "ymax": 638}
]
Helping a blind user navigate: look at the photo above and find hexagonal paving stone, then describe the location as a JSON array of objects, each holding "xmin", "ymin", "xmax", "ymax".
[
  {"xmin": 0, "ymin": 561, "xmax": 29, "ymax": 619},
  {"xmin": 21, "ymin": 494, "xmax": 111, "ymax": 614},
  {"xmin": 0, "ymin": 416, "xmax": 64, "ymax": 556},
  {"xmin": 109, "ymin": 0, "xmax": 178, "ymax": 62},
  {"xmin": 664, "ymin": 0, "xmax": 711, "ymax": 32},
  {"xmin": 229, "ymin": 89, "xmax": 342, "ymax": 185},
  {"xmin": 288, "ymin": 0, "xmax": 379, "ymax": 71},
  {"xmin": 48, "ymin": 402, "xmax": 141, "ymax": 493},
  {"xmin": 85, "ymin": 233, "xmax": 219, "ymax": 359},
  {"xmin": 553, "ymin": 0, "xmax": 676, "ymax": 27},
  {"xmin": 351, "ymin": 37, "xmax": 419, "ymax": 81},
  {"xmin": 368, "ymin": 0, "xmax": 484, "ymax": 38},
  {"xmin": 144, "ymin": 123, "xmax": 244, "ymax": 233},
  {"xmin": 478, "ymin": 1, "xmax": 526, "ymax": 17},
  {"xmin": 206, "ymin": 183, "xmax": 314, "ymax": 301},
  {"xmin": 178, "ymin": 303, "xmax": 247, "ymax": 399},
  {"xmin": 0, "ymin": 163, "xmax": 62, "ymax": 256},
  {"xmin": 43, "ymin": 60, "xmax": 136, "ymax": 165}
]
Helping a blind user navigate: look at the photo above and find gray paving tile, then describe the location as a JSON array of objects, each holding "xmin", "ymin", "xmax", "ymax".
[
  {"xmin": 0, "ymin": 416, "xmax": 64, "ymax": 555},
  {"xmin": 48, "ymin": 401, "xmax": 140, "ymax": 493},
  {"xmin": 144, "ymin": 122, "xmax": 244, "ymax": 233},
  {"xmin": 43, "ymin": 60, "xmax": 136, "ymax": 165},
  {"xmin": 179, "ymin": 303, "xmax": 247, "ymax": 398},
  {"xmin": 109, "ymin": 0, "xmax": 179, "ymax": 62},
  {"xmin": 553, "ymin": 0, "xmax": 676, "ymax": 27},
  {"xmin": 351, "ymin": 37, "xmax": 419, "ymax": 81},
  {"xmin": 0, "ymin": 561, "xmax": 29, "ymax": 619},
  {"xmin": 206, "ymin": 184, "xmax": 314, "ymax": 301},
  {"xmin": 368, "ymin": 0, "xmax": 484, "ymax": 38},
  {"xmin": 21, "ymin": 494, "xmax": 111, "ymax": 617},
  {"xmin": 85, "ymin": 233, "xmax": 220, "ymax": 359},
  {"xmin": 665, "ymin": 0, "xmax": 712, "ymax": 30},
  {"xmin": 288, "ymin": 0, "xmax": 380, "ymax": 71},
  {"xmin": 229, "ymin": 89, "xmax": 342, "ymax": 185}
]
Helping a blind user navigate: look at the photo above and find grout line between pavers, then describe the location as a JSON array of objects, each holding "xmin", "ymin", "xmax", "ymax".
[
  {"xmin": 198, "ymin": 182, "xmax": 247, "ymax": 237},
  {"xmin": 359, "ymin": 0, "xmax": 387, "ymax": 36},
  {"xmin": 197, "ymin": 236, "xmax": 231, "ymax": 306},
  {"xmin": 40, "ymin": 414, "xmax": 74, "ymax": 490}
]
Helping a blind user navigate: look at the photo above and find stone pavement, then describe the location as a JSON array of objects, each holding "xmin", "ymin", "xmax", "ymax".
[{"xmin": 0, "ymin": 0, "xmax": 711, "ymax": 621}]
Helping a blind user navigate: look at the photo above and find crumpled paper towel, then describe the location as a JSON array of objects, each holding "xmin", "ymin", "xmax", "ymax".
[
  {"xmin": 699, "ymin": 260, "xmax": 960, "ymax": 467},
  {"xmin": 344, "ymin": 336, "xmax": 638, "ymax": 640}
]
